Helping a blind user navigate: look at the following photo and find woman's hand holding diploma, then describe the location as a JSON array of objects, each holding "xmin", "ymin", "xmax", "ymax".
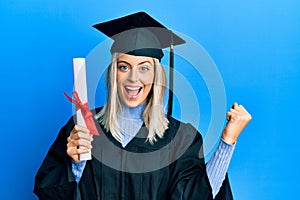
[{"xmin": 67, "ymin": 125, "xmax": 93, "ymax": 162}]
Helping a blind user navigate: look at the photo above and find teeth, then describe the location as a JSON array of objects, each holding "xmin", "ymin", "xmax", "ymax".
[
  {"xmin": 125, "ymin": 86, "xmax": 142, "ymax": 98},
  {"xmin": 126, "ymin": 86, "xmax": 141, "ymax": 91}
]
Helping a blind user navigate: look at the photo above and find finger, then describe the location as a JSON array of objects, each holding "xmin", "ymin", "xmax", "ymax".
[
  {"xmin": 239, "ymin": 105, "xmax": 251, "ymax": 116},
  {"xmin": 70, "ymin": 139, "xmax": 92, "ymax": 149},
  {"xmin": 226, "ymin": 110, "xmax": 236, "ymax": 121},
  {"xmin": 67, "ymin": 147, "xmax": 90, "ymax": 157},
  {"xmin": 67, "ymin": 140, "xmax": 91, "ymax": 149},
  {"xmin": 73, "ymin": 125, "xmax": 90, "ymax": 134},
  {"xmin": 239, "ymin": 107, "xmax": 252, "ymax": 122},
  {"xmin": 77, "ymin": 132, "xmax": 94, "ymax": 141},
  {"xmin": 69, "ymin": 130, "xmax": 93, "ymax": 142},
  {"xmin": 231, "ymin": 102, "xmax": 244, "ymax": 112},
  {"xmin": 228, "ymin": 108, "xmax": 239, "ymax": 116},
  {"xmin": 76, "ymin": 148, "xmax": 90, "ymax": 155},
  {"xmin": 226, "ymin": 109, "xmax": 244, "ymax": 122},
  {"xmin": 232, "ymin": 102, "xmax": 238, "ymax": 109},
  {"xmin": 236, "ymin": 104, "xmax": 246, "ymax": 113},
  {"xmin": 71, "ymin": 125, "xmax": 92, "ymax": 140},
  {"xmin": 67, "ymin": 146, "xmax": 79, "ymax": 157},
  {"xmin": 239, "ymin": 104, "xmax": 246, "ymax": 111},
  {"xmin": 67, "ymin": 135, "xmax": 72, "ymax": 142},
  {"xmin": 232, "ymin": 104, "xmax": 252, "ymax": 120},
  {"xmin": 67, "ymin": 140, "xmax": 75, "ymax": 148},
  {"xmin": 67, "ymin": 134, "xmax": 90, "ymax": 147},
  {"xmin": 230, "ymin": 103, "xmax": 247, "ymax": 115}
]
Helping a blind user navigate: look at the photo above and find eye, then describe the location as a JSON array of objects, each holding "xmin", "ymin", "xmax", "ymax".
[
  {"xmin": 118, "ymin": 65, "xmax": 129, "ymax": 71},
  {"xmin": 139, "ymin": 66, "xmax": 150, "ymax": 72}
]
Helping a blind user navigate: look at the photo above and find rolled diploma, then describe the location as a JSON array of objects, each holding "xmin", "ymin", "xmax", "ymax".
[{"xmin": 73, "ymin": 58, "xmax": 92, "ymax": 161}]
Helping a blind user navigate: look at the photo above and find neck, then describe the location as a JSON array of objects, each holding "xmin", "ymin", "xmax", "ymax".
[
  {"xmin": 119, "ymin": 103, "xmax": 145, "ymax": 120},
  {"xmin": 117, "ymin": 103, "xmax": 146, "ymax": 147}
]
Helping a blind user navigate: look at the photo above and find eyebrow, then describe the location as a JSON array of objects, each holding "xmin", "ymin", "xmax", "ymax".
[
  {"xmin": 138, "ymin": 61, "xmax": 153, "ymax": 65},
  {"xmin": 117, "ymin": 60, "xmax": 131, "ymax": 66},
  {"xmin": 117, "ymin": 60, "xmax": 153, "ymax": 66}
]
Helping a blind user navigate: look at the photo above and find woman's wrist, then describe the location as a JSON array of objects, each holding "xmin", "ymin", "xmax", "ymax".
[{"xmin": 221, "ymin": 133, "xmax": 237, "ymax": 145}]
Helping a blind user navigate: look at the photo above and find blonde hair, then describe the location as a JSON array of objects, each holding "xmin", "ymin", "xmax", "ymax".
[{"xmin": 95, "ymin": 53, "xmax": 169, "ymax": 144}]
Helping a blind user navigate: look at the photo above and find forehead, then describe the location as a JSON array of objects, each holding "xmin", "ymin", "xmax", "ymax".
[{"xmin": 117, "ymin": 53, "xmax": 154, "ymax": 64}]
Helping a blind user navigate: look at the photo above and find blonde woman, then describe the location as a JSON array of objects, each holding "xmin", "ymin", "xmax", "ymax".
[{"xmin": 34, "ymin": 12, "xmax": 251, "ymax": 200}]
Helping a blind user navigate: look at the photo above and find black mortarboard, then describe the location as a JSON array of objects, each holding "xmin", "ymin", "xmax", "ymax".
[{"xmin": 93, "ymin": 11, "xmax": 186, "ymax": 115}]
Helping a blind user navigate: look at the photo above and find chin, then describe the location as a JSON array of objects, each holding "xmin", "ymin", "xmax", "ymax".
[{"xmin": 124, "ymin": 100, "xmax": 143, "ymax": 108}]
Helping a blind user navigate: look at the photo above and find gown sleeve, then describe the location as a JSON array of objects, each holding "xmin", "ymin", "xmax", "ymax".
[
  {"xmin": 33, "ymin": 118, "xmax": 80, "ymax": 200},
  {"xmin": 167, "ymin": 123, "xmax": 233, "ymax": 200},
  {"xmin": 206, "ymin": 139, "xmax": 235, "ymax": 198}
]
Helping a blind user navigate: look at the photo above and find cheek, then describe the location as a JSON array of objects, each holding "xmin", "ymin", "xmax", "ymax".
[
  {"xmin": 144, "ymin": 84, "xmax": 153, "ymax": 94},
  {"xmin": 141, "ymin": 71, "xmax": 155, "ymax": 85},
  {"xmin": 117, "ymin": 71, "xmax": 128, "ymax": 84},
  {"xmin": 116, "ymin": 73, "xmax": 124, "ymax": 94},
  {"xmin": 116, "ymin": 71, "xmax": 123, "ymax": 82}
]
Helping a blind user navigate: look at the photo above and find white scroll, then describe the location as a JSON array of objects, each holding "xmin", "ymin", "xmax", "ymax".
[{"xmin": 73, "ymin": 58, "xmax": 92, "ymax": 161}]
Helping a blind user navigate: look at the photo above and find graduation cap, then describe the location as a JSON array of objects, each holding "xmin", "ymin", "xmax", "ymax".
[{"xmin": 93, "ymin": 11, "xmax": 186, "ymax": 115}]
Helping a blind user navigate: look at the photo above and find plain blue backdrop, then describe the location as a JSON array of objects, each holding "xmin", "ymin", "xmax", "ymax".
[{"xmin": 1, "ymin": 0, "xmax": 299, "ymax": 199}]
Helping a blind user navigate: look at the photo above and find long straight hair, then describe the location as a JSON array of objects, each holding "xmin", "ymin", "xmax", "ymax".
[{"xmin": 95, "ymin": 53, "xmax": 169, "ymax": 144}]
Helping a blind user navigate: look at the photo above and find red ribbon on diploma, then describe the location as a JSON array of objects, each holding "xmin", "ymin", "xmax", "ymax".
[{"xmin": 64, "ymin": 91, "xmax": 99, "ymax": 136}]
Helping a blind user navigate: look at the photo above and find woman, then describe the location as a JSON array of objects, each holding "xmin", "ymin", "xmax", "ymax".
[{"xmin": 34, "ymin": 12, "xmax": 251, "ymax": 199}]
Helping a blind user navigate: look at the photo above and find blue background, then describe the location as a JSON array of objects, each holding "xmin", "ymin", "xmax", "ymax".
[{"xmin": 1, "ymin": 0, "xmax": 299, "ymax": 199}]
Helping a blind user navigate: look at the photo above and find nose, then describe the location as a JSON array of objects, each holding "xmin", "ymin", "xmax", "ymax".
[{"xmin": 128, "ymin": 68, "xmax": 138, "ymax": 82}]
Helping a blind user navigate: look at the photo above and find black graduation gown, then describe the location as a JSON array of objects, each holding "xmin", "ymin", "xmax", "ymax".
[{"xmin": 34, "ymin": 111, "xmax": 233, "ymax": 200}]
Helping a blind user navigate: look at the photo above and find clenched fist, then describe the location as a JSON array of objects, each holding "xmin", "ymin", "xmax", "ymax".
[
  {"xmin": 222, "ymin": 103, "xmax": 252, "ymax": 144},
  {"xmin": 67, "ymin": 125, "xmax": 93, "ymax": 162}
]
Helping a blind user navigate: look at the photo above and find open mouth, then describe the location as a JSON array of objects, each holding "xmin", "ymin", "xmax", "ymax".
[{"xmin": 125, "ymin": 86, "xmax": 143, "ymax": 99}]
